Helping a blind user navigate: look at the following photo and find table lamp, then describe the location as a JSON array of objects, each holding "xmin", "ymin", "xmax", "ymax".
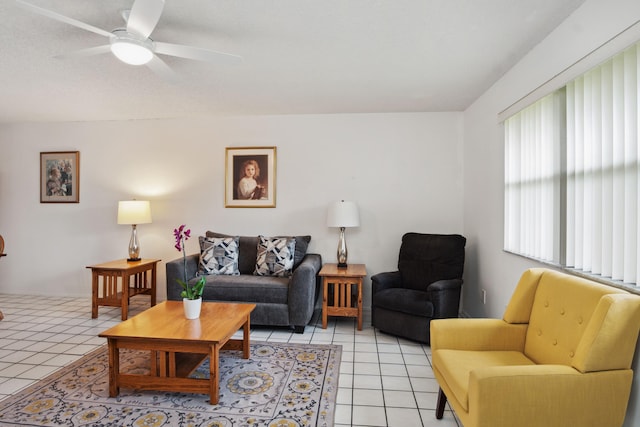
[
  {"xmin": 327, "ymin": 200, "xmax": 360, "ymax": 268},
  {"xmin": 117, "ymin": 200, "xmax": 152, "ymax": 262}
]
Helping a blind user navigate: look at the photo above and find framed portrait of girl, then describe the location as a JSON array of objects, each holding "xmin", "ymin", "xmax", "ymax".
[{"xmin": 225, "ymin": 146, "xmax": 276, "ymax": 208}]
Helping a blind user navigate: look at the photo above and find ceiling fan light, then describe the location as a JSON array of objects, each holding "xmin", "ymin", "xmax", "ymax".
[{"xmin": 110, "ymin": 40, "xmax": 153, "ymax": 65}]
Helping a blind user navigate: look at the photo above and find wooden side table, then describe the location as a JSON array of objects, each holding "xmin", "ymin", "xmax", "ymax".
[
  {"xmin": 319, "ymin": 263, "xmax": 367, "ymax": 330},
  {"xmin": 87, "ymin": 258, "xmax": 160, "ymax": 320}
]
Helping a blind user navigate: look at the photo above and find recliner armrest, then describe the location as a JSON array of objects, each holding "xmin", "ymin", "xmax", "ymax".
[
  {"xmin": 431, "ymin": 318, "xmax": 528, "ymax": 352},
  {"xmin": 371, "ymin": 271, "xmax": 401, "ymax": 295},
  {"xmin": 428, "ymin": 278, "xmax": 462, "ymax": 292},
  {"xmin": 428, "ymin": 278, "xmax": 463, "ymax": 318}
]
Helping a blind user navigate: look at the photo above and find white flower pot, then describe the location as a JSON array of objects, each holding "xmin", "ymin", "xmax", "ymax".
[{"xmin": 183, "ymin": 297, "xmax": 202, "ymax": 319}]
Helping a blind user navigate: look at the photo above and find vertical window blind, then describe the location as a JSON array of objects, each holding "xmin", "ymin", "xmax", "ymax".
[
  {"xmin": 504, "ymin": 93, "xmax": 562, "ymax": 264},
  {"xmin": 504, "ymin": 41, "xmax": 640, "ymax": 287},
  {"xmin": 566, "ymin": 44, "xmax": 640, "ymax": 284}
]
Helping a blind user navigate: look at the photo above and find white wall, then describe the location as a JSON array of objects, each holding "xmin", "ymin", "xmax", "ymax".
[
  {"xmin": 0, "ymin": 112, "xmax": 464, "ymax": 308},
  {"xmin": 462, "ymin": 0, "xmax": 640, "ymax": 425}
]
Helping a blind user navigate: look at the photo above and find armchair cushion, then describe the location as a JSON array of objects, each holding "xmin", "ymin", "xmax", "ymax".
[
  {"xmin": 398, "ymin": 232, "xmax": 466, "ymax": 291},
  {"xmin": 372, "ymin": 288, "xmax": 434, "ymax": 317},
  {"xmin": 573, "ymin": 293, "xmax": 640, "ymax": 372},
  {"xmin": 433, "ymin": 349, "xmax": 536, "ymax": 412},
  {"xmin": 523, "ymin": 269, "xmax": 625, "ymax": 366}
]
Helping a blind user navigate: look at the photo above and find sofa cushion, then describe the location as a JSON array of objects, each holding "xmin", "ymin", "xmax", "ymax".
[
  {"xmin": 196, "ymin": 274, "xmax": 289, "ymax": 304},
  {"xmin": 207, "ymin": 231, "xmax": 311, "ymax": 272},
  {"xmin": 198, "ymin": 236, "xmax": 240, "ymax": 276},
  {"xmin": 254, "ymin": 235, "xmax": 296, "ymax": 277},
  {"xmin": 372, "ymin": 288, "xmax": 434, "ymax": 317},
  {"xmin": 277, "ymin": 235, "xmax": 311, "ymax": 268},
  {"xmin": 206, "ymin": 231, "xmax": 259, "ymax": 274}
]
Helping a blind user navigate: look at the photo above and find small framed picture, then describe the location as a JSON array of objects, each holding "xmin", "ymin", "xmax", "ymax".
[
  {"xmin": 225, "ymin": 146, "xmax": 276, "ymax": 208},
  {"xmin": 40, "ymin": 151, "xmax": 80, "ymax": 203}
]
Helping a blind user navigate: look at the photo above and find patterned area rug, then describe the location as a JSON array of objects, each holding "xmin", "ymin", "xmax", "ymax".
[{"xmin": 0, "ymin": 342, "xmax": 341, "ymax": 427}]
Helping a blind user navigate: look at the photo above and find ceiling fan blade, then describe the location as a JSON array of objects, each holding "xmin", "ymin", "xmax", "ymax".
[
  {"xmin": 155, "ymin": 42, "xmax": 243, "ymax": 64},
  {"xmin": 55, "ymin": 44, "xmax": 111, "ymax": 59},
  {"xmin": 127, "ymin": 0, "xmax": 165, "ymax": 39},
  {"xmin": 16, "ymin": 0, "xmax": 112, "ymax": 38},
  {"xmin": 146, "ymin": 55, "xmax": 178, "ymax": 83},
  {"xmin": 120, "ymin": 9, "xmax": 130, "ymax": 24}
]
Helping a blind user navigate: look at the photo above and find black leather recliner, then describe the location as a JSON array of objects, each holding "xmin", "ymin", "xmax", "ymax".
[{"xmin": 371, "ymin": 233, "xmax": 466, "ymax": 344}]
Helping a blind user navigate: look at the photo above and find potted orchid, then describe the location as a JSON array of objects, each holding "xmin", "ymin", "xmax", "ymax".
[{"xmin": 173, "ymin": 224, "xmax": 206, "ymax": 319}]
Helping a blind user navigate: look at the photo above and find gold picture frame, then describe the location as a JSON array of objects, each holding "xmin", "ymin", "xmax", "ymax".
[
  {"xmin": 40, "ymin": 151, "xmax": 80, "ymax": 203},
  {"xmin": 225, "ymin": 146, "xmax": 276, "ymax": 208}
]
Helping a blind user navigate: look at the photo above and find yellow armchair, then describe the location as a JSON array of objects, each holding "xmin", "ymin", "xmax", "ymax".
[{"xmin": 431, "ymin": 268, "xmax": 640, "ymax": 427}]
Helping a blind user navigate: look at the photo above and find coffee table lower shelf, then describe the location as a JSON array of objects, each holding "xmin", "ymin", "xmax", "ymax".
[
  {"xmin": 105, "ymin": 337, "xmax": 248, "ymax": 404},
  {"xmin": 111, "ymin": 339, "xmax": 247, "ymax": 400}
]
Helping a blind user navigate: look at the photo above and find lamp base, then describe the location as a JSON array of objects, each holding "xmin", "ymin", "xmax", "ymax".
[
  {"xmin": 336, "ymin": 227, "xmax": 349, "ymax": 269},
  {"xmin": 127, "ymin": 224, "xmax": 141, "ymax": 262}
]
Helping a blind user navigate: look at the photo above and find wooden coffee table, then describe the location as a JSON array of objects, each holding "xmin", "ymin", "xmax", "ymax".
[{"xmin": 98, "ymin": 301, "xmax": 256, "ymax": 404}]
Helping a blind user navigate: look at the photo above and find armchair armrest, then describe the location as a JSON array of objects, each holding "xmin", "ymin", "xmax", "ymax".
[
  {"xmin": 165, "ymin": 253, "xmax": 199, "ymax": 300},
  {"xmin": 428, "ymin": 278, "xmax": 463, "ymax": 318},
  {"xmin": 431, "ymin": 318, "xmax": 528, "ymax": 352},
  {"xmin": 371, "ymin": 271, "xmax": 401, "ymax": 295},
  {"xmin": 468, "ymin": 365, "xmax": 632, "ymax": 427},
  {"xmin": 288, "ymin": 253, "xmax": 322, "ymax": 327}
]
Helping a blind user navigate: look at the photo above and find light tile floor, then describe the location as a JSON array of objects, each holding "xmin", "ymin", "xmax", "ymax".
[{"xmin": 0, "ymin": 294, "xmax": 461, "ymax": 427}]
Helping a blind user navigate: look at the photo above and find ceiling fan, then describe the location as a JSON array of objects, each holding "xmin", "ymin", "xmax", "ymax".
[{"xmin": 16, "ymin": 0, "xmax": 242, "ymax": 82}]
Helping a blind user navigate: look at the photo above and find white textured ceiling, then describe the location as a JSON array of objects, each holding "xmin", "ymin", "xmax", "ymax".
[{"xmin": 0, "ymin": 0, "xmax": 586, "ymax": 123}]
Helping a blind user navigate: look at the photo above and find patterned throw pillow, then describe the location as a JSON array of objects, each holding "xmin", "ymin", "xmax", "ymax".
[
  {"xmin": 199, "ymin": 236, "xmax": 240, "ymax": 275},
  {"xmin": 254, "ymin": 235, "xmax": 296, "ymax": 277},
  {"xmin": 275, "ymin": 235, "xmax": 311, "ymax": 268}
]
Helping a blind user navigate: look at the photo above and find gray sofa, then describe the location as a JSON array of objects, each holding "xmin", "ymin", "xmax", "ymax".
[{"xmin": 166, "ymin": 232, "xmax": 322, "ymax": 333}]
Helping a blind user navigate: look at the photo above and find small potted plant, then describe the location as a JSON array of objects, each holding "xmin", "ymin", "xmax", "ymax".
[{"xmin": 173, "ymin": 224, "xmax": 206, "ymax": 319}]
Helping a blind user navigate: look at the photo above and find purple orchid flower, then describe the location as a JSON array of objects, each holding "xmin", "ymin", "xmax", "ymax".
[{"xmin": 173, "ymin": 224, "xmax": 205, "ymax": 300}]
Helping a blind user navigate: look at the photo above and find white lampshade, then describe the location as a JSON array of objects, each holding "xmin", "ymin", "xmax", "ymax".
[
  {"xmin": 327, "ymin": 200, "xmax": 360, "ymax": 228},
  {"xmin": 117, "ymin": 200, "xmax": 152, "ymax": 225}
]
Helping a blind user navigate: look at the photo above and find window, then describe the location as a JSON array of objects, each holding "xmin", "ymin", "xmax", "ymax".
[{"xmin": 504, "ymin": 42, "xmax": 640, "ymax": 287}]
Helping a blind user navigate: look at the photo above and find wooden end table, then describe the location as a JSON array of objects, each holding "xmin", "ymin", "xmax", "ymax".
[
  {"xmin": 87, "ymin": 258, "xmax": 160, "ymax": 320},
  {"xmin": 319, "ymin": 263, "xmax": 367, "ymax": 330},
  {"xmin": 98, "ymin": 301, "xmax": 256, "ymax": 405}
]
